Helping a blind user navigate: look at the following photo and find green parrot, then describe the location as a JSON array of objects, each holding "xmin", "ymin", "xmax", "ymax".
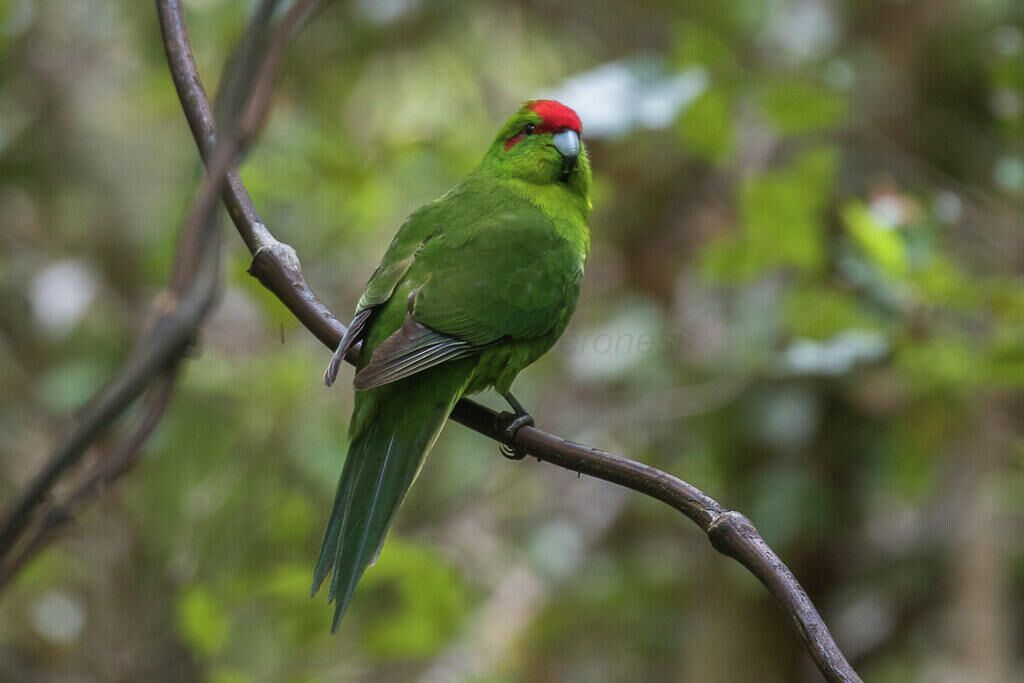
[{"xmin": 315, "ymin": 99, "xmax": 591, "ymax": 630}]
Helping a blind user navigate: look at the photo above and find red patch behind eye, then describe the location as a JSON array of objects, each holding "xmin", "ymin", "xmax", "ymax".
[{"xmin": 529, "ymin": 100, "xmax": 582, "ymax": 134}]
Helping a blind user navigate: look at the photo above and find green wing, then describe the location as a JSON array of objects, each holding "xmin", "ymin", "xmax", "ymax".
[
  {"xmin": 352, "ymin": 315, "xmax": 479, "ymax": 390},
  {"xmin": 354, "ymin": 201, "xmax": 583, "ymax": 390},
  {"xmin": 324, "ymin": 200, "xmax": 446, "ymax": 385},
  {"xmin": 411, "ymin": 207, "xmax": 582, "ymax": 344}
]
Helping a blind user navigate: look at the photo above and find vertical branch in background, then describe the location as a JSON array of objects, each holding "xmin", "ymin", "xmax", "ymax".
[{"xmin": 0, "ymin": 0, "xmax": 311, "ymax": 590}]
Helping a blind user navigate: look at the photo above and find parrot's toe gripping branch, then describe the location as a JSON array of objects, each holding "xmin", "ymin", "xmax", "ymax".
[
  {"xmin": 497, "ymin": 392, "xmax": 534, "ymax": 460},
  {"xmin": 497, "ymin": 411, "xmax": 535, "ymax": 460}
]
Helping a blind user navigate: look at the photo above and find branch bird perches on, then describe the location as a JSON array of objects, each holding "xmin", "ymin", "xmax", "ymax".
[
  {"xmin": 157, "ymin": 2, "xmax": 860, "ymax": 680},
  {"xmin": 0, "ymin": 2, "xmax": 862, "ymax": 680}
]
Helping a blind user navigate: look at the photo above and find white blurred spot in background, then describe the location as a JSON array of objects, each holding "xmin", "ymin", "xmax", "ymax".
[
  {"xmin": 760, "ymin": 0, "xmax": 839, "ymax": 62},
  {"xmin": 824, "ymin": 59, "xmax": 855, "ymax": 90},
  {"xmin": 355, "ymin": 0, "xmax": 421, "ymax": 25},
  {"xmin": 529, "ymin": 519, "xmax": 584, "ymax": 580},
  {"xmin": 868, "ymin": 194, "xmax": 907, "ymax": 229},
  {"xmin": 835, "ymin": 594, "xmax": 895, "ymax": 659},
  {"xmin": 932, "ymin": 191, "xmax": 963, "ymax": 225},
  {"xmin": 993, "ymin": 155, "xmax": 1024, "ymax": 193},
  {"xmin": 543, "ymin": 59, "xmax": 708, "ymax": 139},
  {"xmin": 992, "ymin": 25, "xmax": 1023, "ymax": 56},
  {"xmin": 30, "ymin": 259, "xmax": 99, "ymax": 339},
  {"xmin": 784, "ymin": 330, "xmax": 889, "ymax": 376},
  {"xmin": 31, "ymin": 590, "xmax": 85, "ymax": 645},
  {"xmin": 563, "ymin": 304, "xmax": 664, "ymax": 381}
]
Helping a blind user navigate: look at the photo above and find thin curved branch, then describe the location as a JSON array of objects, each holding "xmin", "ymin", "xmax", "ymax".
[
  {"xmin": 0, "ymin": 212, "xmax": 220, "ymax": 555},
  {"xmin": 0, "ymin": 370, "xmax": 177, "ymax": 592},
  {"xmin": 0, "ymin": 0, "xmax": 302, "ymax": 573},
  {"xmin": 157, "ymin": 2, "xmax": 861, "ymax": 681}
]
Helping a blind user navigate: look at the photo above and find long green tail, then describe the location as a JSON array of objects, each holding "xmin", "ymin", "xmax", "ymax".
[{"xmin": 311, "ymin": 361, "xmax": 474, "ymax": 631}]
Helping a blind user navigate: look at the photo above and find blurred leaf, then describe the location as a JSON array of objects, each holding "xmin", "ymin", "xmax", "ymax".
[
  {"xmin": 259, "ymin": 564, "xmax": 312, "ymax": 600},
  {"xmin": 896, "ymin": 334, "xmax": 987, "ymax": 393},
  {"xmin": 758, "ymin": 79, "xmax": 847, "ymax": 134},
  {"xmin": 266, "ymin": 494, "xmax": 317, "ymax": 546},
  {"xmin": 880, "ymin": 400, "xmax": 962, "ymax": 500},
  {"xmin": 987, "ymin": 333, "xmax": 1024, "ymax": 386},
  {"xmin": 676, "ymin": 88, "xmax": 734, "ymax": 164},
  {"xmin": 785, "ymin": 286, "xmax": 883, "ymax": 339},
  {"xmin": 841, "ymin": 202, "xmax": 908, "ymax": 277},
  {"xmin": 177, "ymin": 586, "xmax": 230, "ymax": 657},
  {"xmin": 913, "ymin": 255, "xmax": 973, "ymax": 308},
  {"xmin": 357, "ymin": 538, "xmax": 470, "ymax": 660},
  {"xmin": 702, "ymin": 146, "xmax": 836, "ymax": 280},
  {"xmin": 672, "ymin": 23, "xmax": 737, "ymax": 73}
]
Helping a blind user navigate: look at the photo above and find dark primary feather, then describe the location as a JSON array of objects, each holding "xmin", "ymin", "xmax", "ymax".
[
  {"xmin": 323, "ymin": 307, "xmax": 374, "ymax": 386},
  {"xmin": 353, "ymin": 314, "xmax": 480, "ymax": 390}
]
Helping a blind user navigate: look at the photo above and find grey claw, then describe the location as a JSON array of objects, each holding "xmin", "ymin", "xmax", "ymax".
[{"xmin": 497, "ymin": 411, "xmax": 534, "ymax": 460}]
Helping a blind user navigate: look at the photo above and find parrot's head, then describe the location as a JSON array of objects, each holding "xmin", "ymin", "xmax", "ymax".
[{"xmin": 485, "ymin": 100, "xmax": 591, "ymax": 197}]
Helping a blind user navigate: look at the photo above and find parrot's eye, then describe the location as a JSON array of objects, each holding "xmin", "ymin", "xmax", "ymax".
[{"xmin": 524, "ymin": 123, "xmax": 536, "ymax": 135}]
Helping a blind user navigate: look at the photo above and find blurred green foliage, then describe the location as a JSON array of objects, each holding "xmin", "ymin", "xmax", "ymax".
[{"xmin": 2, "ymin": 0, "xmax": 1024, "ymax": 681}]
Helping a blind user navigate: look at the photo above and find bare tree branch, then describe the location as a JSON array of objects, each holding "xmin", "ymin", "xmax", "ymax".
[
  {"xmin": 0, "ymin": 223, "xmax": 219, "ymax": 555},
  {"xmin": 0, "ymin": 0, "xmax": 309, "ymax": 580},
  {"xmin": 0, "ymin": 370, "xmax": 177, "ymax": 591},
  {"xmin": 155, "ymin": 1, "xmax": 862, "ymax": 680}
]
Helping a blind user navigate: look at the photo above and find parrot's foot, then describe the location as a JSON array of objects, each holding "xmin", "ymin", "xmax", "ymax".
[
  {"xmin": 497, "ymin": 392, "xmax": 534, "ymax": 460},
  {"xmin": 497, "ymin": 412, "xmax": 534, "ymax": 459}
]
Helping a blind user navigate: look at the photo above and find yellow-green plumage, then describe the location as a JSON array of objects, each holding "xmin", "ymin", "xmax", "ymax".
[{"xmin": 315, "ymin": 100, "xmax": 592, "ymax": 630}]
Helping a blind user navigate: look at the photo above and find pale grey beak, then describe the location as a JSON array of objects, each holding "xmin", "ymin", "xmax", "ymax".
[
  {"xmin": 553, "ymin": 129, "xmax": 580, "ymax": 158},
  {"xmin": 553, "ymin": 129, "xmax": 580, "ymax": 180}
]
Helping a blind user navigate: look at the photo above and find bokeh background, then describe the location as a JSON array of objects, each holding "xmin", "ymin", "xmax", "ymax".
[{"xmin": 2, "ymin": 0, "xmax": 1024, "ymax": 680}]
